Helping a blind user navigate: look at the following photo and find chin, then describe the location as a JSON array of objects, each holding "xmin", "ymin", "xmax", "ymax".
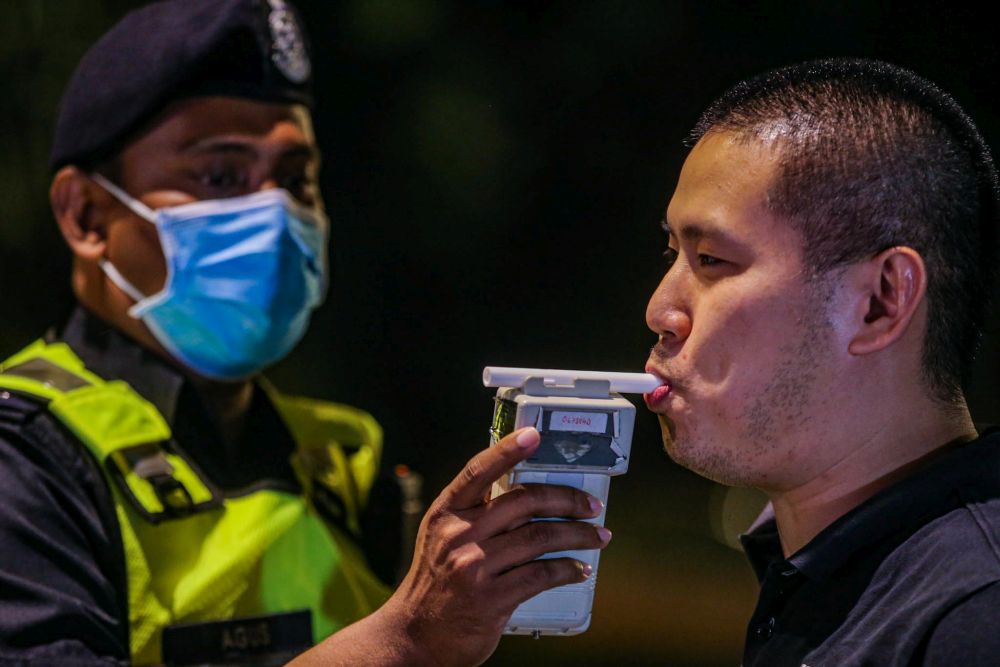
[{"xmin": 662, "ymin": 429, "xmax": 762, "ymax": 487}]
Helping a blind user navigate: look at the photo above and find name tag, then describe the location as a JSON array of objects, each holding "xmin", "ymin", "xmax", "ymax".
[{"xmin": 162, "ymin": 609, "xmax": 312, "ymax": 666}]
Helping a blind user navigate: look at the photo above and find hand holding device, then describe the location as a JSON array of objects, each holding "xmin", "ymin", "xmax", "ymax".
[
  {"xmin": 378, "ymin": 427, "xmax": 605, "ymax": 665},
  {"xmin": 483, "ymin": 366, "xmax": 661, "ymax": 637}
]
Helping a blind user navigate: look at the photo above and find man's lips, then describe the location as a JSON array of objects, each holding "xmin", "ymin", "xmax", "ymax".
[
  {"xmin": 643, "ymin": 383, "xmax": 671, "ymax": 408},
  {"xmin": 643, "ymin": 366, "xmax": 672, "ymax": 409}
]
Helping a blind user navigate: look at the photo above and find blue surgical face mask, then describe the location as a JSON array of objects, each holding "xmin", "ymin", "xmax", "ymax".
[{"xmin": 91, "ymin": 173, "xmax": 328, "ymax": 380}]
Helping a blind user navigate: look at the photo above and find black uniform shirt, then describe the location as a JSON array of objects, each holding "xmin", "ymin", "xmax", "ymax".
[
  {"xmin": 0, "ymin": 308, "xmax": 300, "ymax": 665},
  {"xmin": 740, "ymin": 430, "xmax": 1000, "ymax": 667}
]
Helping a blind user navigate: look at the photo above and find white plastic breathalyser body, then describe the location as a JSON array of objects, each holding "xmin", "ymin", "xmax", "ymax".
[{"xmin": 482, "ymin": 366, "xmax": 660, "ymax": 637}]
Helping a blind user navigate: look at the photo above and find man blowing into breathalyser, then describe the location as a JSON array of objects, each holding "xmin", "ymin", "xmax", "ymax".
[
  {"xmin": 8, "ymin": 3, "xmax": 997, "ymax": 667},
  {"xmin": 0, "ymin": 1, "xmax": 609, "ymax": 665},
  {"xmin": 642, "ymin": 58, "xmax": 1000, "ymax": 666}
]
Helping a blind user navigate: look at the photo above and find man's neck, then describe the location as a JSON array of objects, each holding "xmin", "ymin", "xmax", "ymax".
[
  {"xmin": 767, "ymin": 404, "xmax": 977, "ymax": 557},
  {"xmin": 191, "ymin": 378, "xmax": 255, "ymax": 447}
]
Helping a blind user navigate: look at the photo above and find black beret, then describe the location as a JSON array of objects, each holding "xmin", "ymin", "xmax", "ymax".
[{"xmin": 50, "ymin": 0, "xmax": 314, "ymax": 170}]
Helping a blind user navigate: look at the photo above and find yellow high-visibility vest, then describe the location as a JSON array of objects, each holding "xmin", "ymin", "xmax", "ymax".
[{"xmin": 0, "ymin": 340, "xmax": 390, "ymax": 664}]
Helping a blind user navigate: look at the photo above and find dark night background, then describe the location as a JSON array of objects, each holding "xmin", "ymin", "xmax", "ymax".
[{"xmin": 2, "ymin": 2, "xmax": 999, "ymax": 665}]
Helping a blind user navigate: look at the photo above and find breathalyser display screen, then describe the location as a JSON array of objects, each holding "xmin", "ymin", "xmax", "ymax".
[{"xmin": 527, "ymin": 409, "xmax": 619, "ymax": 468}]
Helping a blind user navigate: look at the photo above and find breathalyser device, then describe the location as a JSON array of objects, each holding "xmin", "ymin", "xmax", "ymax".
[{"xmin": 483, "ymin": 366, "xmax": 661, "ymax": 637}]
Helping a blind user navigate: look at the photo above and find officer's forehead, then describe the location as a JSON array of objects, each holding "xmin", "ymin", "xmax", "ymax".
[{"xmin": 130, "ymin": 98, "xmax": 316, "ymax": 148}]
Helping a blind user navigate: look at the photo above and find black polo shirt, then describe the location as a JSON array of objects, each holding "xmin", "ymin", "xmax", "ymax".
[
  {"xmin": 740, "ymin": 430, "xmax": 1000, "ymax": 667},
  {"xmin": 0, "ymin": 308, "xmax": 300, "ymax": 664}
]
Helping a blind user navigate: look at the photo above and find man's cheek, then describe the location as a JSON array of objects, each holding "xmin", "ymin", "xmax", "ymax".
[{"xmin": 692, "ymin": 303, "xmax": 768, "ymax": 384}]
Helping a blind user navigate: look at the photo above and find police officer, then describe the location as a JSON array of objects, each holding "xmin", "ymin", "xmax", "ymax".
[{"xmin": 0, "ymin": 1, "xmax": 609, "ymax": 665}]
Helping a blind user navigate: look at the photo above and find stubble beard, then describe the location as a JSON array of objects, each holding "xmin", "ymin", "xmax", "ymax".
[{"xmin": 663, "ymin": 280, "xmax": 835, "ymax": 488}]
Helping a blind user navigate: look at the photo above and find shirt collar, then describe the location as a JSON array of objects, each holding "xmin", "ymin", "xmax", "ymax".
[
  {"xmin": 57, "ymin": 306, "xmax": 301, "ymax": 493},
  {"xmin": 740, "ymin": 432, "xmax": 1000, "ymax": 582},
  {"xmin": 739, "ymin": 503, "xmax": 782, "ymax": 581},
  {"xmin": 57, "ymin": 306, "xmax": 186, "ymax": 424}
]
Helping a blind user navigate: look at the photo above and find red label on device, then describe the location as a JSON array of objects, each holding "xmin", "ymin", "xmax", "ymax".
[{"xmin": 549, "ymin": 411, "xmax": 608, "ymax": 433}]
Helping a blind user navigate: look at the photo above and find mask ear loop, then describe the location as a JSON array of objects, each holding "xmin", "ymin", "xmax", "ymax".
[
  {"xmin": 97, "ymin": 257, "xmax": 148, "ymax": 304},
  {"xmin": 89, "ymin": 172, "xmax": 158, "ymax": 223},
  {"xmin": 89, "ymin": 173, "xmax": 156, "ymax": 310}
]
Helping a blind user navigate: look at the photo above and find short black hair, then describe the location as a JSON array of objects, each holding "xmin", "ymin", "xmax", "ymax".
[{"xmin": 690, "ymin": 58, "xmax": 1000, "ymax": 404}]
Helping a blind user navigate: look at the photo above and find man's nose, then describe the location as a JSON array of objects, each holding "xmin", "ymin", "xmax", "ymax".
[{"xmin": 646, "ymin": 270, "xmax": 692, "ymax": 344}]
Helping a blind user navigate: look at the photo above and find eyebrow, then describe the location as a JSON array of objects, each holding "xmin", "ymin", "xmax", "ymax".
[
  {"xmin": 660, "ymin": 218, "xmax": 741, "ymax": 245},
  {"xmin": 183, "ymin": 138, "xmax": 321, "ymax": 163}
]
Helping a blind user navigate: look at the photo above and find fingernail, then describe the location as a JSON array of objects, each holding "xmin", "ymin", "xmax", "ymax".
[
  {"xmin": 515, "ymin": 427, "xmax": 539, "ymax": 448},
  {"xmin": 578, "ymin": 561, "xmax": 593, "ymax": 578},
  {"xmin": 588, "ymin": 495, "xmax": 604, "ymax": 515},
  {"xmin": 595, "ymin": 526, "xmax": 612, "ymax": 545}
]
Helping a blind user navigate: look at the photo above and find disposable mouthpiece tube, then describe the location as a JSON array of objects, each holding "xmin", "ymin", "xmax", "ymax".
[{"xmin": 483, "ymin": 366, "xmax": 662, "ymax": 394}]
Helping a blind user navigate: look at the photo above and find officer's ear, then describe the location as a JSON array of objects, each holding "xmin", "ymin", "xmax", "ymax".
[
  {"xmin": 50, "ymin": 166, "xmax": 114, "ymax": 261},
  {"xmin": 847, "ymin": 246, "xmax": 927, "ymax": 356}
]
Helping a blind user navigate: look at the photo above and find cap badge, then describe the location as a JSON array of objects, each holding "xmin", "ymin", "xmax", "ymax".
[{"xmin": 267, "ymin": 0, "xmax": 310, "ymax": 84}]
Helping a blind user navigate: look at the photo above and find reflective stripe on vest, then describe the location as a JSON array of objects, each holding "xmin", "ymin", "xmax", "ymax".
[{"xmin": 0, "ymin": 341, "xmax": 390, "ymax": 664}]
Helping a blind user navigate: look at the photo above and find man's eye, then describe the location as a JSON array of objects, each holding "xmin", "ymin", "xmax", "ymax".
[
  {"xmin": 698, "ymin": 254, "xmax": 724, "ymax": 267},
  {"xmin": 200, "ymin": 165, "xmax": 247, "ymax": 192},
  {"xmin": 275, "ymin": 168, "xmax": 319, "ymax": 206},
  {"xmin": 663, "ymin": 247, "xmax": 679, "ymax": 267}
]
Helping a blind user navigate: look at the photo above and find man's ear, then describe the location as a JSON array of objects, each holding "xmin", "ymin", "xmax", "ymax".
[
  {"xmin": 50, "ymin": 166, "xmax": 112, "ymax": 262},
  {"xmin": 847, "ymin": 246, "xmax": 927, "ymax": 356}
]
